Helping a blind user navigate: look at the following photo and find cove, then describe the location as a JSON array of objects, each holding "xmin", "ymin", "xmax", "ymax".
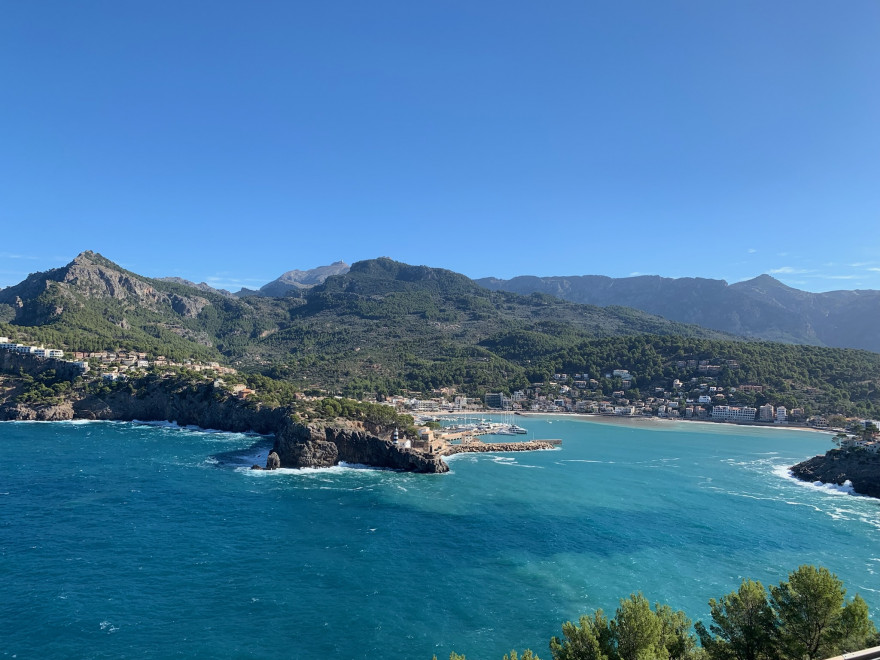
[{"xmin": 1, "ymin": 415, "xmax": 877, "ymax": 659}]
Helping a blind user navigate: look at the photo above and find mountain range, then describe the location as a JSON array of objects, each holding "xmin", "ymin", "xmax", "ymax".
[
  {"xmin": 477, "ymin": 273, "xmax": 880, "ymax": 353},
  {"xmin": 235, "ymin": 261, "xmax": 351, "ymax": 298},
  {"xmin": 0, "ymin": 252, "xmax": 725, "ymax": 394},
  {"xmin": 150, "ymin": 258, "xmax": 880, "ymax": 353},
  {"xmin": 3, "ymin": 252, "xmax": 880, "ymax": 416}
]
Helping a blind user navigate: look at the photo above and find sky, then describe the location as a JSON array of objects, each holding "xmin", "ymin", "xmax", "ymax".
[{"xmin": 1, "ymin": 1, "xmax": 879, "ymax": 293}]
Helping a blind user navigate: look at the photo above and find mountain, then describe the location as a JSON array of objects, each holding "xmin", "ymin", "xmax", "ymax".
[
  {"xmin": 0, "ymin": 252, "xmax": 727, "ymax": 392},
  {"xmin": 235, "ymin": 261, "xmax": 350, "ymax": 297},
  {"xmin": 0, "ymin": 251, "xmax": 293, "ymax": 361},
  {"xmin": 158, "ymin": 277, "xmax": 234, "ymax": 298},
  {"xmin": 476, "ymin": 273, "xmax": 880, "ymax": 353},
  {"xmin": 3, "ymin": 252, "xmax": 880, "ymax": 416}
]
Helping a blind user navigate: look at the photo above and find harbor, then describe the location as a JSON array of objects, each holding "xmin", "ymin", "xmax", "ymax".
[{"xmin": 414, "ymin": 415, "xmax": 562, "ymax": 456}]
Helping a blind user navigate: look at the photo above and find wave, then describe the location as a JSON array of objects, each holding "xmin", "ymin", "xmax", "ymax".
[
  {"xmin": 772, "ymin": 465, "xmax": 856, "ymax": 495},
  {"xmin": 558, "ymin": 459, "xmax": 615, "ymax": 464},
  {"xmin": 240, "ymin": 462, "xmax": 394, "ymax": 477},
  {"xmin": 130, "ymin": 419, "xmax": 271, "ymax": 442}
]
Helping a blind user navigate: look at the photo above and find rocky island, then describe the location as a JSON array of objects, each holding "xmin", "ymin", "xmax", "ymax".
[{"xmin": 790, "ymin": 449, "xmax": 880, "ymax": 499}]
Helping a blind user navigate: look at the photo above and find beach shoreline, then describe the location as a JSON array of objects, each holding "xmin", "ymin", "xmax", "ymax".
[{"xmin": 436, "ymin": 409, "xmax": 836, "ymax": 435}]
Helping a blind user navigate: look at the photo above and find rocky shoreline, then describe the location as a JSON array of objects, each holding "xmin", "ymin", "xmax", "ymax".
[
  {"xmin": 264, "ymin": 418, "xmax": 449, "ymax": 473},
  {"xmin": 790, "ymin": 449, "xmax": 880, "ymax": 499},
  {"xmin": 0, "ymin": 379, "xmax": 451, "ymax": 473},
  {"xmin": 1, "ymin": 373, "xmax": 561, "ymax": 474}
]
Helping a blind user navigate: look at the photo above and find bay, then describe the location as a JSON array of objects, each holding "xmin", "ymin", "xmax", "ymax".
[{"xmin": 1, "ymin": 416, "xmax": 878, "ymax": 659}]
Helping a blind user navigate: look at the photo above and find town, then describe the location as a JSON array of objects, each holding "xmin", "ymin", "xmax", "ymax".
[
  {"xmin": 4, "ymin": 336, "xmax": 879, "ymax": 445},
  {"xmin": 0, "ymin": 336, "xmax": 250, "ymax": 392}
]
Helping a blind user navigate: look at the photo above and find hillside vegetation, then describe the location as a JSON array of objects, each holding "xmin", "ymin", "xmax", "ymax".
[{"xmin": 2, "ymin": 252, "xmax": 880, "ymax": 416}]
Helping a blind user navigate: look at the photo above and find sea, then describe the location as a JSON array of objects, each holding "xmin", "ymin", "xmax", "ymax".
[{"xmin": 1, "ymin": 415, "xmax": 878, "ymax": 659}]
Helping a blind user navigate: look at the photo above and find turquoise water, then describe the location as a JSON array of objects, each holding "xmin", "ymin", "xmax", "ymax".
[{"xmin": 1, "ymin": 416, "xmax": 878, "ymax": 659}]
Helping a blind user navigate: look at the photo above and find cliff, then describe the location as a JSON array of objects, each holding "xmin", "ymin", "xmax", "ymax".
[
  {"xmin": 1, "ymin": 351, "xmax": 86, "ymax": 381},
  {"xmin": 271, "ymin": 420, "xmax": 449, "ymax": 473},
  {"xmin": 790, "ymin": 449, "xmax": 880, "ymax": 499},
  {"xmin": 0, "ymin": 374, "xmax": 449, "ymax": 474}
]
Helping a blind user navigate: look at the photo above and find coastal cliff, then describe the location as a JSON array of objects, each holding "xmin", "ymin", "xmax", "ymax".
[
  {"xmin": 271, "ymin": 420, "xmax": 449, "ymax": 473},
  {"xmin": 790, "ymin": 449, "xmax": 880, "ymax": 499},
  {"xmin": 0, "ymin": 375, "xmax": 450, "ymax": 474}
]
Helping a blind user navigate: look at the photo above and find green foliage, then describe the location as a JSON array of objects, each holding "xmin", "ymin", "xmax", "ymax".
[
  {"xmin": 504, "ymin": 651, "xmax": 542, "ymax": 660},
  {"xmin": 5, "ymin": 256, "xmax": 880, "ymax": 416},
  {"xmin": 313, "ymin": 397, "xmax": 416, "ymax": 434},
  {"xmin": 550, "ymin": 610, "xmax": 613, "ymax": 660},
  {"xmin": 697, "ymin": 566, "xmax": 877, "ymax": 660},
  {"xmin": 550, "ymin": 596, "xmax": 698, "ymax": 660},
  {"xmin": 695, "ymin": 579, "xmax": 775, "ymax": 660},
  {"xmin": 14, "ymin": 368, "xmax": 72, "ymax": 405},
  {"xmin": 769, "ymin": 565, "xmax": 875, "ymax": 659}
]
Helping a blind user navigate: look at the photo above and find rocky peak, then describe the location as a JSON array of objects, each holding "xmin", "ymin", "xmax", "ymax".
[
  {"xmin": 0, "ymin": 251, "xmax": 213, "ymax": 321},
  {"xmin": 59, "ymin": 253, "xmax": 161, "ymax": 303}
]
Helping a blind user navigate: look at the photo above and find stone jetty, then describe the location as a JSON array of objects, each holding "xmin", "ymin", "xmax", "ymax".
[{"xmin": 442, "ymin": 439, "xmax": 560, "ymax": 456}]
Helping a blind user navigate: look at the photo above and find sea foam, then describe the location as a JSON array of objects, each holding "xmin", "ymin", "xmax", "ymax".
[{"xmin": 772, "ymin": 465, "xmax": 856, "ymax": 495}]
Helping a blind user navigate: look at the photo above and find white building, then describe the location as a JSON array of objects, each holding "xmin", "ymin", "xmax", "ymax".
[
  {"xmin": 776, "ymin": 406, "xmax": 787, "ymax": 423},
  {"xmin": 698, "ymin": 395, "xmax": 712, "ymax": 404},
  {"xmin": 711, "ymin": 405, "xmax": 757, "ymax": 422}
]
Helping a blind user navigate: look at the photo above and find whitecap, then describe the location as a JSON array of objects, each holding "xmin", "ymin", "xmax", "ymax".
[{"xmin": 772, "ymin": 465, "xmax": 856, "ymax": 496}]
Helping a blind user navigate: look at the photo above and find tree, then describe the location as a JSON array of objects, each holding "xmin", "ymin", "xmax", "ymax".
[
  {"xmin": 612, "ymin": 593, "xmax": 667, "ymax": 660},
  {"xmin": 550, "ymin": 610, "xmax": 613, "ymax": 660},
  {"xmin": 504, "ymin": 650, "xmax": 542, "ymax": 660},
  {"xmin": 695, "ymin": 579, "xmax": 776, "ymax": 660},
  {"xmin": 655, "ymin": 603, "xmax": 699, "ymax": 660},
  {"xmin": 834, "ymin": 595, "xmax": 878, "ymax": 654},
  {"xmin": 769, "ymin": 565, "xmax": 876, "ymax": 659}
]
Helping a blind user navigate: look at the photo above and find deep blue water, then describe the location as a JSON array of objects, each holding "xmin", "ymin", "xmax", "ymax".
[{"xmin": 1, "ymin": 416, "xmax": 878, "ymax": 659}]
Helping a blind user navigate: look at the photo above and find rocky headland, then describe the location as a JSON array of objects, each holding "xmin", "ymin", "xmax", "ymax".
[
  {"xmin": 2, "ymin": 359, "xmax": 551, "ymax": 475},
  {"xmin": 0, "ymin": 372, "xmax": 450, "ymax": 473},
  {"xmin": 268, "ymin": 419, "xmax": 448, "ymax": 473},
  {"xmin": 790, "ymin": 449, "xmax": 880, "ymax": 499}
]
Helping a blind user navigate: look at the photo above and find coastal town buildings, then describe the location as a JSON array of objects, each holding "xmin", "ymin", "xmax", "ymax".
[
  {"xmin": 711, "ymin": 405, "xmax": 758, "ymax": 422},
  {"xmin": 759, "ymin": 404, "xmax": 775, "ymax": 421}
]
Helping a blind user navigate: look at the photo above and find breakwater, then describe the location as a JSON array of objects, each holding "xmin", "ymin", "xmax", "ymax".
[{"xmin": 443, "ymin": 439, "xmax": 560, "ymax": 455}]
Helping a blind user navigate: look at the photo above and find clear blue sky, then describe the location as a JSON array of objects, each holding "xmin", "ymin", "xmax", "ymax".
[{"xmin": 1, "ymin": 1, "xmax": 878, "ymax": 292}]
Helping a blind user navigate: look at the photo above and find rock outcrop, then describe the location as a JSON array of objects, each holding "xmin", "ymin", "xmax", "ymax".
[
  {"xmin": 790, "ymin": 449, "xmax": 880, "ymax": 499},
  {"xmin": 0, "ymin": 401, "xmax": 75, "ymax": 421},
  {"xmin": 72, "ymin": 381, "xmax": 286, "ymax": 435},
  {"xmin": 0, "ymin": 251, "xmax": 218, "ymax": 324},
  {"xmin": 265, "ymin": 451, "xmax": 281, "ymax": 469},
  {"xmin": 0, "ymin": 372, "xmax": 450, "ymax": 474},
  {"xmin": 271, "ymin": 420, "xmax": 449, "ymax": 473},
  {"xmin": 1, "ymin": 351, "xmax": 88, "ymax": 382}
]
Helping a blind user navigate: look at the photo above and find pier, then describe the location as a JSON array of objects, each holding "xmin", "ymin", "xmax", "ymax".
[{"xmin": 441, "ymin": 439, "xmax": 561, "ymax": 456}]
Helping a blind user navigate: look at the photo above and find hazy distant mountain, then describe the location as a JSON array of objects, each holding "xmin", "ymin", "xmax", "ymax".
[
  {"xmin": 236, "ymin": 261, "xmax": 350, "ymax": 297},
  {"xmin": 158, "ymin": 277, "xmax": 233, "ymax": 298},
  {"xmin": 476, "ymin": 273, "xmax": 880, "ymax": 352}
]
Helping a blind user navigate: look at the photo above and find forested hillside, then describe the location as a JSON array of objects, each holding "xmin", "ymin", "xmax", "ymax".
[{"xmin": 2, "ymin": 253, "xmax": 879, "ymax": 416}]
